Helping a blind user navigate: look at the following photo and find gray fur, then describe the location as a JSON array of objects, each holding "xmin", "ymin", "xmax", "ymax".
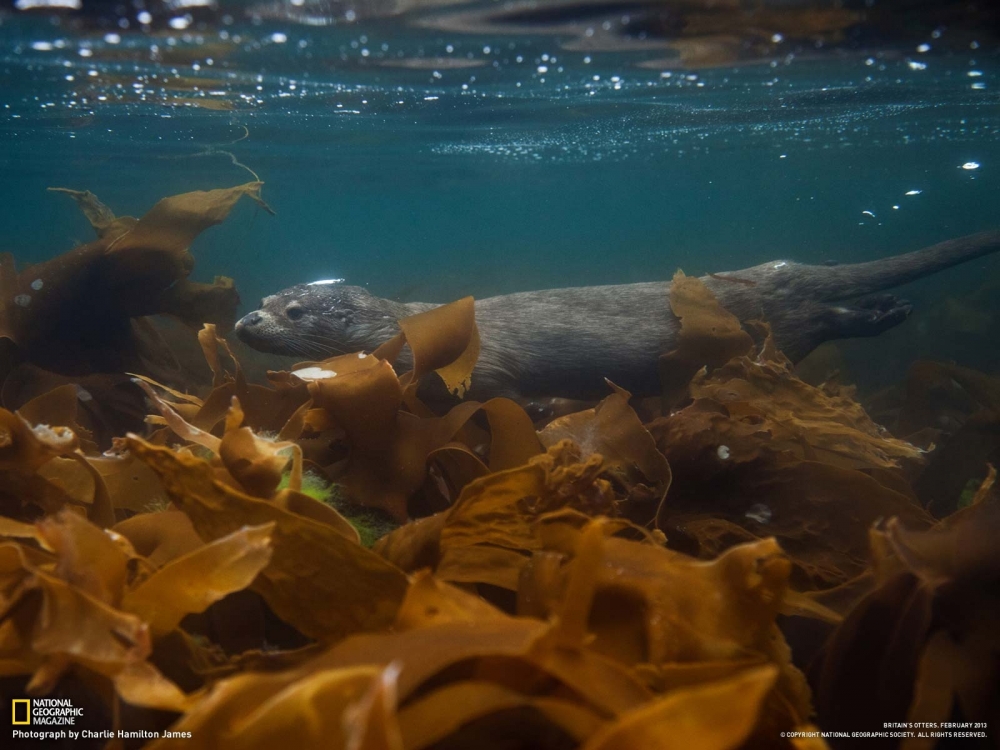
[{"xmin": 236, "ymin": 231, "xmax": 1000, "ymax": 400}]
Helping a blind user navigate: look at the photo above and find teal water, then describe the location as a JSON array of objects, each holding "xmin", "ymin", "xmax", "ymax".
[{"xmin": 1, "ymin": 4, "xmax": 998, "ymax": 388}]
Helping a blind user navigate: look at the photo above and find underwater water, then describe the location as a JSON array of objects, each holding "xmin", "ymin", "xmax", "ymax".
[
  {"xmin": 2, "ymin": 3, "xmax": 1000, "ymax": 749},
  {"xmin": 2, "ymin": 2, "xmax": 999, "ymax": 389}
]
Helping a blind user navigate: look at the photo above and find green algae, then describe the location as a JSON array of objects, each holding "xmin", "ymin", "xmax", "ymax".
[{"xmin": 277, "ymin": 469, "xmax": 398, "ymax": 547}]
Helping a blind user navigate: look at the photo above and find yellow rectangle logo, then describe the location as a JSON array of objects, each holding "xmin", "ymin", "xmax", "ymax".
[{"xmin": 12, "ymin": 699, "xmax": 31, "ymax": 725}]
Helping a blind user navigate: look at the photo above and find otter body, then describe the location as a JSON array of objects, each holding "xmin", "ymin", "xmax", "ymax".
[{"xmin": 236, "ymin": 232, "xmax": 1000, "ymax": 400}]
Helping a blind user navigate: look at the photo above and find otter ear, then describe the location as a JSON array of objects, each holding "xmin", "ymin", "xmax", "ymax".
[{"xmin": 307, "ymin": 278, "xmax": 345, "ymax": 286}]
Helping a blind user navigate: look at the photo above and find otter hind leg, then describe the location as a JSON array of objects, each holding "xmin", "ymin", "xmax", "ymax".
[{"xmin": 826, "ymin": 293, "xmax": 914, "ymax": 339}]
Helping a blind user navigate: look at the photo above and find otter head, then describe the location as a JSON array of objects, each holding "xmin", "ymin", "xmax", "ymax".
[{"xmin": 235, "ymin": 281, "xmax": 399, "ymax": 358}]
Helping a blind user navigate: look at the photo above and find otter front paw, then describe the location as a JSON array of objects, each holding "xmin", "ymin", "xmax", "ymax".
[{"xmin": 829, "ymin": 294, "xmax": 914, "ymax": 338}]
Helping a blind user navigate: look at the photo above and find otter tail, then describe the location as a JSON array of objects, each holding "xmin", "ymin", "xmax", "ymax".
[{"xmin": 815, "ymin": 230, "xmax": 1000, "ymax": 301}]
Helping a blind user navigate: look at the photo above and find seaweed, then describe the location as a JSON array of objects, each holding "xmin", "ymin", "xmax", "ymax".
[
  {"xmin": 1, "ymin": 199, "xmax": 997, "ymax": 749},
  {"xmin": 868, "ymin": 360, "xmax": 1000, "ymax": 515},
  {"xmin": 1, "ymin": 509, "xmax": 272, "ymax": 708},
  {"xmin": 275, "ymin": 470, "xmax": 398, "ymax": 547},
  {"xmin": 1, "ymin": 182, "xmax": 271, "ymax": 372},
  {"xmin": 0, "ymin": 182, "xmax": 273, "ymax": 448},
  {"xmin": 811, "ymin": 470, "xmax": 1000, "ymax": 740},
  {"xmin": 658, "ymin": 269, "xmax": 755, "ymax": 408}
]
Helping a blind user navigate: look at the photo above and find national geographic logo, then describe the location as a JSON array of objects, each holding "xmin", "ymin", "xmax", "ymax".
[
  {"xmin": 12, "ymin": 700, "xmax": 192, "ymax": 742},
  {"xmin": 10, "ymin": 698, "xmax": 83, "ymax": 726}
]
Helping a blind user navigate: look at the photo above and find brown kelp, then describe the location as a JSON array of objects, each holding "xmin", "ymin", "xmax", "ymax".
[
  {"xmin": 0, "ymin": 183, "xmax": 272, "ymax": 445},
  {"xmin": 2, "ymin": 196, "xmax": 997, "ymax": 749},
  {"xmin": 812, "ymin": 473, "xmax": 1000, "ymax": 742}
]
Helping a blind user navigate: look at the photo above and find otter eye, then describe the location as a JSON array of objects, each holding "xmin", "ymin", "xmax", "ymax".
[{"xmin": 286, "ymin": 305, "xmax": 305, "ymax": 321}]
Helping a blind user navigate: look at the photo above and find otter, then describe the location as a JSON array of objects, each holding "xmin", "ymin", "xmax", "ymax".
[{"xmin": 236, "ymin": 231, "xmax": 1000, "ymax": 401}]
